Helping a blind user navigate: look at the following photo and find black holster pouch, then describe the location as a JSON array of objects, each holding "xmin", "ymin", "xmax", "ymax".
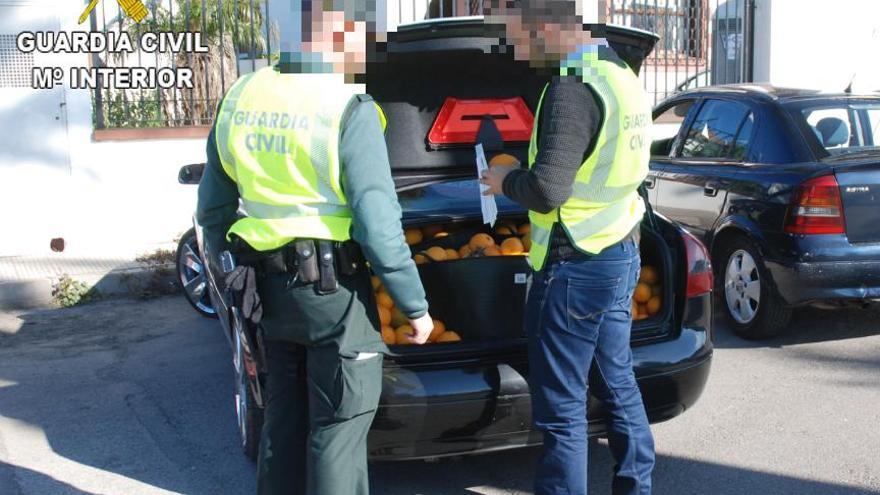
[
  {"xmin": 294, "ymin": 240, "xmax": 320, "ymax": 283},
  {"xmin": 317, "ymin": 240, "xmax": 338, "ymax": 294},
  {"xmin": 335, "ymin": 241, "xmax": 362, "ymax": 276}
]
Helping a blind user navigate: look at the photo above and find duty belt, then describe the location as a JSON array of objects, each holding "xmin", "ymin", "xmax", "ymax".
[{"xmin": 232, "ymin": 238, "xmax": 365, "ymax": 294}]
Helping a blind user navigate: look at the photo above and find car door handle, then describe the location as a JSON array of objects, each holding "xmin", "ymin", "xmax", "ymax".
[
  {"xmin": 644, "ymin": 177, "xmax": 656, "ymax": 190},
  {"xmin": 704, "ymin": 185, "xmax": 719, "ymax": 197}
]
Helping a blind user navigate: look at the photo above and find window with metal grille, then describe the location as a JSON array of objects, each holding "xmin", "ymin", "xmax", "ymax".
[
  {"xmin": 0, "ymin": 34, "xmax": 35, "ymax": 88},
  {"xmin": 610, "ymin": 0, "xmax": 707, "ymax": 64}
]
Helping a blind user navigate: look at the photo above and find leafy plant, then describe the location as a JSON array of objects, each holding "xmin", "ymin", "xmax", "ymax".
[{"xmin": 52, "ymin": 275, "xmax": 100, "ymax": 308}]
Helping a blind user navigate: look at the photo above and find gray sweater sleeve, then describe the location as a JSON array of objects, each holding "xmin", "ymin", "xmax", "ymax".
[
  {"xmin": 340, "ymin": 98, "xmax": 429, "ymax": 319},
  {"xmin": 502, "ymin": 79, "xmax": 603, "ymax": 214}
]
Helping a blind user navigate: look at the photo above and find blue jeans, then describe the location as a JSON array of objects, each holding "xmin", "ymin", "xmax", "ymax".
[{"xmin": 527, "ymin": 236, "xmax": 655, "ymax": 495}]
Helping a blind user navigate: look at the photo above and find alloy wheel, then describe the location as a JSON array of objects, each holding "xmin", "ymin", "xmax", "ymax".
[
  {"xmin": 725, "ymin": 249, "xmax": 761, "ymax": 324},
  {"xmin": 177, "ymin": 236, "xmax": 216, "ymax": 316},
  {"xmin": 233, "ymin": 324, "xmax": 249, "ymax": 449}
]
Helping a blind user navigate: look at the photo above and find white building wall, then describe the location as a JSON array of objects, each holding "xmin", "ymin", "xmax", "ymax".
[
  {"xmin": 754, "ymin": 0, "xmax": 880, "ymax": 92},
  {"xmin": 1, "ymin": 0, "xmax": 206, "ymax": 258}
]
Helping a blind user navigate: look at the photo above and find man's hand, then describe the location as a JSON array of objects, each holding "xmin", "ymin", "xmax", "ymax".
[
  {"xmin": 405, "ymin": 313, "xmax": 434, "ymax": 345},
  {"xmin": 480, "ymin": 165, "xmax": 515, "ymax": 196}
]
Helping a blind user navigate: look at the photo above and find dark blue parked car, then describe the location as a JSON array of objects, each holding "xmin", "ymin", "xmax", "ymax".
[{"xmin": 648, "ymin": 85, "xmax": 880, "ymax": 339}]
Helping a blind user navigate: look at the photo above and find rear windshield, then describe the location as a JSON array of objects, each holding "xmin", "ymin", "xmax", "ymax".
[{"xmin": 787, "ymin": 100, "xmax": 880, "ymax": 157}]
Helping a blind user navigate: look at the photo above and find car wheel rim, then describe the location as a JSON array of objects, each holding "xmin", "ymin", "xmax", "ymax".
[
  {"xmin": 725, "ymin": 249, "xmax": 761, "ymax": 325},
  {"xmin": 233, "ymin": 327, "xmax": 248, "ymax": 447},
  {"xmin": 178, "ymin": 237, "xmax": 215, "ymax": 315}
]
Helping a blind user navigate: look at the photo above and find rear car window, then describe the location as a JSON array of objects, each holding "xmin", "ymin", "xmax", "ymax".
[
  {"xmin": 679, "ymin": 99, "xmax": 752, "ymax": 159},
  {"xmin": 790, "ymin": 100, "xmax": 880, "ymax": 157},
  {"xmin": 651, "ymin": 101, "xmax": 694, "ymax": 157}
]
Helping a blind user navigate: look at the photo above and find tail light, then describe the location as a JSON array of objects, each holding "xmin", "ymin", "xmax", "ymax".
[
  {"xmin": 427, "ymin": 97, "xmax": 534, "ymax": 149},
  {"xmin": 682, "ymin": 230, "xmax": 714, "ymax": 298},
  {"xmin": 785, "ymin": 175, "xmax": 846, "ymax": 235}
]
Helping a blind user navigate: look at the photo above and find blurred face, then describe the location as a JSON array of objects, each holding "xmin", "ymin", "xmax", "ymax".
[
  {"xmin": 484, "ymin": 1, "xmax": 599, "ymax": 68},
  {"xmin": 304, "ymin": 8, "xmax": 368, "ymax": 75}
]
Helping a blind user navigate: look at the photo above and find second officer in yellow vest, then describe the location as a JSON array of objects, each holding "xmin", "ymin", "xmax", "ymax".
[
  {"xmin": 481, "ymin": 2, "xmax": 655, "ymax": 494},
  {"xmin": 197, "ymin": 3, "xmax": 433, "ymax": 494}
]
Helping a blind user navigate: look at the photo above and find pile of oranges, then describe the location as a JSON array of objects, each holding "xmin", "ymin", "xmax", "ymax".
[
  {"xmin": 372, "ymin": 275, "xmax": 462, "ymax": 346},
  {"xmin": 406, "ymin": 221, "xmax": 531, "ymax": 264},
  {"xmin": 632, "ymin": 266, "xmax": 663, "ymax": 321}
]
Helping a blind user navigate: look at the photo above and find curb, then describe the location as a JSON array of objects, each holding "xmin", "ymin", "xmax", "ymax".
[{"xmin": 0, "ymin": 263, "xmax": 179, "ymax": 311}]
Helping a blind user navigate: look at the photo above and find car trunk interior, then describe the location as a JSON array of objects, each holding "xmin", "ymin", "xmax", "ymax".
[
  {"xmin": 382, "ymin": 215, "xmax": 675, "ymax": 360},
  {"xmin": 365, "ymin": 21, "xmax": 670, "ymax": 360}
]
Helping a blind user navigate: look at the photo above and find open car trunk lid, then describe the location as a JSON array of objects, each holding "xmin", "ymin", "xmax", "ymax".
[{"xmin": 366, "ymin": 17, "xmax": 659, "ymax": 190}]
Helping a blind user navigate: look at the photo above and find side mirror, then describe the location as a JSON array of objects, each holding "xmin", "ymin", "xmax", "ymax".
[{"xmin": 178, "ymin": 163, "xmax": 206, "ymax": 185}]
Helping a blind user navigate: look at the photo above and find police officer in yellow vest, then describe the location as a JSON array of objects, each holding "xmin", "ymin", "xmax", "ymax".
[
  {"xmin": 197, "ymin": 2, "xmax": 434, "ymax": 494},
  {"xmin": 481, "ymin": 2, "xmax": 655, "ymax": 494}
]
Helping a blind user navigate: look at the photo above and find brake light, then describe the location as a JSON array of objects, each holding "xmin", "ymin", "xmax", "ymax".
[
  {"xmin": 682, "ymin": 230, "xmax": 714, "ymax": 298},
  {"xmin": 427, "ymin": 97, "xmax": 534, "ymax": 149},
  {"xmin": 785, "ymin": 175, "xmax": 846, "ymax": 235}
]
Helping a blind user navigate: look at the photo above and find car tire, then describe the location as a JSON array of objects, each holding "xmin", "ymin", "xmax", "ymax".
[
  {"xmin": 176, "ymin": 228, "xmax": 217, "ymax": 318},
  {"xmin": 233, "ymin": 326, "xmax": 264, "ymax": 461},
  {"xmin": 715, "ymin": 236, "xmax": 791, "ymax": 340}
]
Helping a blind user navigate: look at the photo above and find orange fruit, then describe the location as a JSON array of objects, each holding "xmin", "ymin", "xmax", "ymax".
[
  {"xmin": 636, "ymin": 305, "xmax": 649, "ymax": 321},
  {"xmin": 376, "ymin": 291, "xmax": 394, "ymax": 309},
  {"xmin": 639, "ymin": 266, "xmax": 659, "ymax": 284},
  {"xmin": 434, "ymin": 232, "xmax": 450, "ymax": 239},
  {"xmin": 521, "ymin": 236, "xmax": 532, "ymax": 252},
  {"xmin": 631, "ymin": 300, "xmax": 639, "ymax": 318},
  {"xmin": 394, "ymin": 325, "xmax": 414, "ymax": 345},
  {"xmin": 390, "ymin": 307, "xmax": 407, "ymax": 327},
  {"xmin": 425, "ymin": 246, "xmax": 448, "ymax": 262},
  {"xmin": 483, "ymin": 245, "xmax": 502, "ymax": 257},
  {"xmin": 494, "ymin": 224, "xmax": 515, "ymax": 236},
  {"xmin": 458, "ymin": 244, "xmax": 474, "ymax": 258},
  {"xmin": 437, "ymin": 331, "xmax": 462, "ymax": 343},
  {"xmin": 404, "ymin": 229, "xmax": 423, "ymax": 246},
  {"xmin": 381, "ymin": 326, "xmax": 396, "ymax": 345},
  {"xmin": 469, "ymin": 233, "xmax": 495, "ymax": 250},
  {"xmin": 517, "ymin": 223, "xmax": 531, "ymax": 236},
  {"xmin": 429, "ymin": 319, "xmax": 446, "ymax": 343},
  {"xmin": 422, "ymin": 224, "xmax": 444, "ymax": 238},
  {"xmin": 489, "ymin": 153, "xmax": 521, "ymax": 168},
  {"xmin": 500, "ymin": 237, "xmax": 525, "ymax": 255},
  {"xmin": 378, "ymin": 305, "xmax": 392, "ymax": 326},
  {"xmin": 370, "ymin": 275, "xmax": 381, "ymax": 291},
  {"xmin": 647, "ymin": 296, "xmax": 662, "ymax": 315},
  {"xmin": 414, "ymin": 254, "xmax": 429, "ymax": 265},
  {"xmin": 633, "ymin": 283, "xmax": 652, "ymax": 304},
  {"xmin": 445, "ymin": 248, "xmax": 460, "ymax": 260}
]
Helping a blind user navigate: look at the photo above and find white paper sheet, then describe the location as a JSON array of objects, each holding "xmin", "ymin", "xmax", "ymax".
[{"xmin": 475, "ymin": 143, "xmax": 498, "ymax": 227}]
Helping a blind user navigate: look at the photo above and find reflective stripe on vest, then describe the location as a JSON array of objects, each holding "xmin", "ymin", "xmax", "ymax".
[
  {"xmin": 528, "ymin": 44, "xmax": 651, "ymax": 271},
  {"xmin": 215, "ymin": 68, "xmax": 369, "ymax": 251}
]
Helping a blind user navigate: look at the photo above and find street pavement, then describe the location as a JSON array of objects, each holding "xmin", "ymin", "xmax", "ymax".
[{"xmin": 0, "ymin": 296, "xmax": 878, "ymax": 495}]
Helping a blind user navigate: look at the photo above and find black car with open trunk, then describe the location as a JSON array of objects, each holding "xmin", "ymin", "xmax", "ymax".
[{"xmin": 176, "ymin": 18, "xmax": 714, "ymax": 461}]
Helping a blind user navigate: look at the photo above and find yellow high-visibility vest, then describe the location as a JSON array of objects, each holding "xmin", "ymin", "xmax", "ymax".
[
  {"xmin": 214, "ymin": 67, "xmax": 385, "ymax": 251},
  {"xmin": 528, "ymin": 44, "xmax": 651, "ymax": 270}
]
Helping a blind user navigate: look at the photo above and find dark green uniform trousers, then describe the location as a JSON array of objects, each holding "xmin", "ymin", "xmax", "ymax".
[{"xmin": 255, "ymin": 268, "xmax": 386, "ymax": 495}]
